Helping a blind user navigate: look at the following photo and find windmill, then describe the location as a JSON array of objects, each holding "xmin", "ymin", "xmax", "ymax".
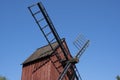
[{"xmin": 21, "ymin": 2, "xmax": 89, "ymax": 80}]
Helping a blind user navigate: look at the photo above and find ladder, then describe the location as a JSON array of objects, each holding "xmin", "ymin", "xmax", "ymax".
[{"xmin": 28, "ymin": 2, "xmax": 68, "ymax": 60}]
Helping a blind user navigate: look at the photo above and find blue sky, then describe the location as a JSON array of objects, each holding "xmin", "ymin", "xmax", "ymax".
[{"xmin": 0, "ymin": 0, "xmax": 120, "ymax": 80}]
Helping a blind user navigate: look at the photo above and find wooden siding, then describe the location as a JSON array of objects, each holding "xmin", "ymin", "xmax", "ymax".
[
  {"xmin": 21, "ymin": 58, "xmax": 50, "ymax": 80},
  {"xmin": 21, "ymin": 41, "xmax": 73, "ymax": 80}
]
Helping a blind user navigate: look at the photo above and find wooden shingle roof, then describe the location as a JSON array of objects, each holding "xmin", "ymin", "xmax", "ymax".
[{"xmin": 22, "ymin": 41, "xmax": 59, "ymax": 65}]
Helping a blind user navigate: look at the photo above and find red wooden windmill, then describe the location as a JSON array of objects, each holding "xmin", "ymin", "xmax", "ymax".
[{"xmin": 21, "ymin": 2, "xmax": 89, "ymax": 80}]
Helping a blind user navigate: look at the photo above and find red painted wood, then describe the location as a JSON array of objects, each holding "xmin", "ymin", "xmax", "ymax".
[{"xmin": 21, "ymin": 41, "xmax": 73, "ymax": 80}]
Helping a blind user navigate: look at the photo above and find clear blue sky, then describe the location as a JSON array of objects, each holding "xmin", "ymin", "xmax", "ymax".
[{"xmin": 0, "ymin": 0, "xmax": 120, "ymax": 80}]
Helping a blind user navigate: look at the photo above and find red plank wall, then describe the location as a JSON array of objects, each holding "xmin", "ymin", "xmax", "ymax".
[{"xmin": 21, "ymin": 41, "xmax": 72, "ymax": 80}]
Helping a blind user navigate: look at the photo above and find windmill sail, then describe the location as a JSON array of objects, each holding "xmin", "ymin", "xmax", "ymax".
[
  {"xmin": 58, "ymin": 34, "xmax": 89, "ymax": 80},
  {"xmin": 28, "ymin": 2, "xmax": 68, "ymax": 60}
]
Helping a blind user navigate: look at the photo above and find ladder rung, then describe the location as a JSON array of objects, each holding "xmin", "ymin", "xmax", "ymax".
[
  {"xmin": 28, "ymin": 4, "xmax": 37, "ymax": 8},
  {"xmin": 75, "ymin": 43, "xmax": 81, "ymax": 49},
  {"xmin": 42, "ymin": 24, "xmax": 48, "ymax": 29},
  {"xmin": 50, "ymin": 38, "xmax": 55, "ymax": 43},
  {"xmin": 33, "ymin": 11, "xmax": 41, "ymax": 15},
  {"xmin": 37, "ymin": 18, "xmax": 45, "ymax": 22},
  {"xmin": 46, "ymin": 32, "xmax": 52, "ymax": 36}
]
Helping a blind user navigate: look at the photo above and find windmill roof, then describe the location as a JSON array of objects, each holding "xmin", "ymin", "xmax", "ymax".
[{"xmin": 22, "ymin": 39, "xmax": 65, "ymax": 65}]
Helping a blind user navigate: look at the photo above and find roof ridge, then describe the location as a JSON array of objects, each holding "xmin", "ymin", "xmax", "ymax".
[{"xmin": 22, "ymin": 38, "xmax": 65, "ymax": 65}]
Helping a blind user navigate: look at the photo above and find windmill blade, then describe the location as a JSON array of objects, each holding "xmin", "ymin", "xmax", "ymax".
[
  {"xmin": 58, "ymin": 62, "xmax": 71, "ymax": 80},
  {"xmin": 73, "ymin": 34, "xmax": 87, "ymax": 50},
  {"xmin": 73, "ymin": 34, "xmax": 89, "ymax": 59},
  {"xmin": 28, "ymin": 2, "xmax": 68, "ymax": 60},
  {"xmin": 74, "ymin": 66, "xmax": 82, "ymax": 80},
  {"xmin": 58, "ymin": 59, "xmax": 82, "ymax": 80},
  {"xmin": 75, "ymin": 40, "xmax": 89, "ymax": 59}
]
